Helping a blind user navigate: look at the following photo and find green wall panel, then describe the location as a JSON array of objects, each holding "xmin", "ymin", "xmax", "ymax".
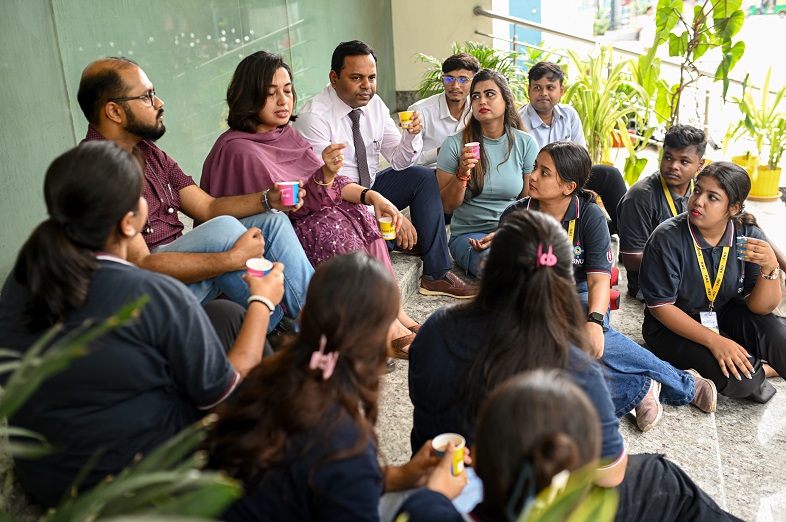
[{"xmin": 0, "ymin": 0, "xmax": 393, "ymax": 282}]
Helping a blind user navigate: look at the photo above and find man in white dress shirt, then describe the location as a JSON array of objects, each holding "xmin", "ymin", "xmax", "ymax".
[
  {"xmin": 518, "ymin": 61, "xmax": 628, "ymax": 234},
  {"xmin": 409, "ymin": 53, "xmax": 480, "ymax": 169},
  {"xmin": 294, "ymin": 40, "xmax": 476, "ymax": 298}
]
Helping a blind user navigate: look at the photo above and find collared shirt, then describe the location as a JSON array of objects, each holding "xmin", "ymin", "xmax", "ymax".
[
  {"xmin": 517, "ymin": 103, "xmax": 586, "ymax": 149},
  {"xmin": 293, "ymin": 84, "xmax": 423, "ymax": 185},
  {"xmin": 82, "ymin": 127, "xmax": 195, "ymax": 250},
  {"xmin": 502, "ymin": 196, "xmax": 613, "ymax": 283},
  {"xmin": 640, "ymin": 214, "xmax": 764, "ymax": 314},
  {"xmin": 617, "ymin": 171, "xmax": 692, "ymax": 255},
  {"xmin": 408, "ymin": 92, "xmax": 471, "ymax": 168}
]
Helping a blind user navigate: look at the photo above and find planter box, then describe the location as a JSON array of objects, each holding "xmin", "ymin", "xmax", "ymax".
[{"xmin": 731, "ymin": 154, "xmax": 781, "ymax": 201}]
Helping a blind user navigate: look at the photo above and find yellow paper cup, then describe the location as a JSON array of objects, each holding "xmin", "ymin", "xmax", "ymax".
[
  {"xmin": 398, "ymin": 111, "xmax": 414, "ymax": 128},
  {"xmin": 378, "ymin": 216, "xmax": 396, "ymax": 240},
  {"xmin": 432, "ymin": 433, "xmax": 466, "ymax": 476}
]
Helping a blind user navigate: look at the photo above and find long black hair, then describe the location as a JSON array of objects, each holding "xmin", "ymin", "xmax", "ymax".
[
  {"xmin": 460, "ymin": 210, "xmax": 589, "ymax": 418},
  {"xmin": 206, "ymin": 252, "xmax": 399, "ymax": 483},
  {"xmin": 13, "ymin": 141, "xmax": 142, "ymax": 331},
  {"xmin": 461, "ymin": 69, "xmax": 524, "ymax": 199}
]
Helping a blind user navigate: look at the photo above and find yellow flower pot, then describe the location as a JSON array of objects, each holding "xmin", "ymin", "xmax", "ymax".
[
  {"xmin": 731, "ymin": 153, "xmax": 758, "ymax": 175},
  {"xmin": 749, "ymin": 165, "xmax": 782, "ymax": 201}
]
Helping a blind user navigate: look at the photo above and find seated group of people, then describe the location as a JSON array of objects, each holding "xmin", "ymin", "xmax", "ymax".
[{"xmin": 1, "ymin": 38, "xmax": 784, "ymax": 521}]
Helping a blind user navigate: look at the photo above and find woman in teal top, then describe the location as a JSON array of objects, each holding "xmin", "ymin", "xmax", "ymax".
[{"xmin": 437, "ymin": 68, "xmax": 538, "ymax": 277}]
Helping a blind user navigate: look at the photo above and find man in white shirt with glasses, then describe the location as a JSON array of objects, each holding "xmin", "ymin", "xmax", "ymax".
[{"xmin": 409, "ymin": 53, "xmax": 481, "ymax": 169}]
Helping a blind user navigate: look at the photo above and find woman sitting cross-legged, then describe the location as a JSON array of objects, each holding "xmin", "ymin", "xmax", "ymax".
[
  {"xmin": 641, "ymin": 161, "xmax": 786, "ymax": 403},
  {"xmin": 0, "ymin": 142, "xmax": 280, "ymax": 507},
  {"xmin": 436, "ymin": 67, "xmax": 538, "ymax": 278},
  {"xmin": 408, "ymin": 210, "xmax": 741, "ymax": 521},
  {"xmin": 201, "ymin": 50, "xmax": 419, "ymax": 360},
  {"xmin": 205, "ymin": 252, "xmax": 469, "ymax": 522}
]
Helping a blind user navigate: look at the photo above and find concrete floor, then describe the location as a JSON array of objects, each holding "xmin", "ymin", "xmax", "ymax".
[{"xmin": 378, "ymin": 196, "xmax": 786, "ymax": 522}]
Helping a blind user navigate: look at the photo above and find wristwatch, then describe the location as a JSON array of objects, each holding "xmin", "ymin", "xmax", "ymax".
[
  {"xmin": 587, "ymin": 312, "xmax": 605, "ymax": 326},
  {"xmin": 260, "ymin": 189, "xmax": 281, "ymax": 213},
  {"xmin": 760, "ymin": 267, "xmax": 780, "ymax": 280}
]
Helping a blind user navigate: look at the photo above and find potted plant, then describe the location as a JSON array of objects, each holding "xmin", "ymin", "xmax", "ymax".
[
  {"xmin": 651, "ymin": 0, "xmax": 747, "ymax": 127},
  {"xmin": 729, "ymin": 67, "xmax": 786, "ymax": 200},
  {"xmin": 562, "ymin": 45, "xmax": 650, "ymax": 185}
]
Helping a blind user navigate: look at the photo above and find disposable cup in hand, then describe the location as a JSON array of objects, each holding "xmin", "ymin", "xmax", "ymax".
[
  {"xmin": 736, "ymin": 236, "xmax": 748, "ymax": 260},
  {"xmin": 432, "ymin": 433, "xmax": 466, "ymax": 476},
  {"xmin": 378, "ymin": 216, "xmax": 396, "ymax": 240},
  {"xmin": 246, "ymin": 258, "xmax": 273, "ymax": 277},
  {"xmin": 464, "ymin": 142, "xmax": 480, "ymax": 160},
  {"xmin": 278, "ymin": 182, "xmax": 300, "ymax": 206},
  {"xmin": 399, "ymin": 111, "xmax": 414, "ymax": 128}
]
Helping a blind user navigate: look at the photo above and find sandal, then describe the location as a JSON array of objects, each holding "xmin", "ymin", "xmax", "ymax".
[
  {"xmin": 388, "ymin": 333, "xmax": 416, "ymax": 360},
  {"xmin": 407, "ymin": 322, "xmax": 421, "ymax": 334}
]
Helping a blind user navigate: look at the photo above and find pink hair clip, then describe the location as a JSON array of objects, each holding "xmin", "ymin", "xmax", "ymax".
[
  {"xmin": 536, "ymin": 243, "xmax": 557, "ymax": 268},
  {"xmin": 309, "ymin": 334, "xmax": 338, "ymax": 380}
]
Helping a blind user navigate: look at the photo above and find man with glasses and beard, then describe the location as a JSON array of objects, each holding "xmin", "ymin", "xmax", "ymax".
[{"xmin": 77, "ymin": 57, "xmax": 314, "ymax": 331}]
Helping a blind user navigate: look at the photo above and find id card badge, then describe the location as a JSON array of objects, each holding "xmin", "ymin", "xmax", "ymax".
[{"xmin": 700, "ymin": 311, "xmax": 719, "ymax": 334}]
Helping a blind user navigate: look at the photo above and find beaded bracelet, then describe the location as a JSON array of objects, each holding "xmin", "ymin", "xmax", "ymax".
[{"xmin": 248, "ymin": 295, "xmax": 276, "ymax": 315}]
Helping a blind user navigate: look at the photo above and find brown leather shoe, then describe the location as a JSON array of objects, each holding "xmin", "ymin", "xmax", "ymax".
[
  {"xmin": 418, "ymin": 272, "xmax": 478, "ymax": 299},
  {"xmin": 388, "ymin": 333, "xmax": 415, "ymax": 360},
  {"xmin": 634, "ymin": 380, "xmax": 663, "ymax": 432},
  {"xmin": 687, "ymin": 369, "xmax": 717, "ymax": 413}
]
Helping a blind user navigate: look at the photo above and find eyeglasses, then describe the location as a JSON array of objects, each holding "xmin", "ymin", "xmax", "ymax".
[
  {"xmin": 443, "ymin": 76, "xmax": 472, "ymax": 85},
  {"xmin": 109, "ymin": 90, "xmax": 157, "ymax": 107}
]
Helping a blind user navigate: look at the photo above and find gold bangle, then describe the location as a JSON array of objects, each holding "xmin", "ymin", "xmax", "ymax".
[{"xmin": 313, "ymin": 175, "xmax": 334, "ymax": 187}]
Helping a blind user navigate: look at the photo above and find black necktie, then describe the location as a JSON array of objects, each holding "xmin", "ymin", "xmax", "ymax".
[{"xmin": 348, "ymin": 109, "xmax": 372, "ymax": 188}]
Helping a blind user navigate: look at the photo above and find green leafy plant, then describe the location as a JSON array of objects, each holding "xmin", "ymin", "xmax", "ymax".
[
  {"xmin": 652, "ymin": 0, "xmax": 746, "ymax": 127},
  {"xmin": 730, "ymin": 67, "xmax": 786, "ymax": 170},
  {"xmin": 522, "ymin": 464, "xmax": 618, "ymax": 522},
  {"xmin": 0, "ymin": 297, "xmax": 242, "ymax": 521},
  {"xmin": 413, "ymin": 41, "xmax": 528, "ymax": 105},
  {"xmin": 562, "ymin": 45, "xmax": 649, "ymax": 184}
]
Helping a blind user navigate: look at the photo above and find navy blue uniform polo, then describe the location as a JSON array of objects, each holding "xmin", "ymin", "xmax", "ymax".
[
  {"xmin": 640, "ymin": 214, "xmax": 763, "ymax": 316},
  {"xmin": 617, "ymin": 171, "xmax": 692, "ymax": 256},
  {"xmin": 502, "ymin": 195, "xmax": 613, "ymax": 283}
]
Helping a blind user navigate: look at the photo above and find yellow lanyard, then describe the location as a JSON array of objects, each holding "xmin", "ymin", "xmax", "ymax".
[
  {"xmin": 693, "ymin": 243, "xmax": 729, "ymax": 310},
  {"xmin": 567, "ymin": 219, "xmax": 576, "ymax": 245},
  {"xmin": 660, "ymin": 175, "xmax": 693, "ymax": 217}
]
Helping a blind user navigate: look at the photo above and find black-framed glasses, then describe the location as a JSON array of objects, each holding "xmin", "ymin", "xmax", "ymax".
[
  {"xmin": 443, "ymin": 76, "xmax": 472, "ymax": 85},
  {"xmin": 109, "ymin": 90, "xmax": 157, "ymax": 107}
]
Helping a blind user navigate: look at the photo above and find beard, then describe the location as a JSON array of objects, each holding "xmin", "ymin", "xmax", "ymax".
[{"xmin": 125, "ymin": 108, "xmax": 166, "ymax": 141}]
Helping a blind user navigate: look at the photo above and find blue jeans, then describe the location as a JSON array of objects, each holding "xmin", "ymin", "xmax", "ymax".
[
  {"xmin": 448, "ymin": 232, "xmax": 492, "ymax": 278},
  {"xmin": 154, "ymin": 213, "xmax": 313, "ymax": 331},
  {"xmin": 576, "ymin": 281, "xmax": 695, "ymax": 416}
]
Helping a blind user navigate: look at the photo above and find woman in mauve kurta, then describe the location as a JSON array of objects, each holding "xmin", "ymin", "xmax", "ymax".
[{"xmin": 201, "ymin": 50, "xmax": 421, "ymax": 357}]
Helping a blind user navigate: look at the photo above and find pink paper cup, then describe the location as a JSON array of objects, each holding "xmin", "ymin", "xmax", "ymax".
[
  {"xmin": 278, "ymin": 181, "xmax": 300, "ymax": 206},
  {"xmin": 246, "ymin": 258, "xmax": 273, "ymax": 277},
  {"xmin": 464, "ymin": 142, "xmax": 480, "ymax": 160}
]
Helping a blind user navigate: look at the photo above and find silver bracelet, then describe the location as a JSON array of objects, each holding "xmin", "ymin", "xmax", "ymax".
[
  {"xmin": 247, "ymin": 295, "xmax": 276, "ymax": 315},
  {"xmin": 261, "ymin": 189, "xmax": 281, "ymax": 214}
]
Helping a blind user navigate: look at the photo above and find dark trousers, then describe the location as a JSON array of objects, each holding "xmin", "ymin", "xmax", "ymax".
[
  {"xmin": 616, "ymin": 454, "xmax": 743, "ymax": 521},
  {"xmin": 642, "ymin": 300, "xmax": 784, "ymax": 402},
  {"xmin": 203, "ymin": 300, "xmax": 273, "ymax": 358},
  {"xmin": 587, "ymin": 164, "xmax": 627, "ymax": 235},
  {"xmin": 373, "ymin": 166, "xmax": 451, "ymax": 279}
]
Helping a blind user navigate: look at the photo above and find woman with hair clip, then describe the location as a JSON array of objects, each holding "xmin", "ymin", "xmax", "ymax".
[
  {"xmin": 408, "ymin": 211, "xmax": 741, "ymax": 521},
  {"xmin": 435, "ymin": 68, "xmax": 538, "ymax": 277},
  {"xmin": 205, "ymin": 252, "xmax": 468, "ymax": 522},
  {"xmin": 641, "ymin": 161, "xmax": 786, "ymax": 403},
  {"xmin": 201, "ymin": 50, "xmax": 419, "ymax": 361},
  {"xmin": 498, "ymin": 141, "xmax": 716, "ymax": 432},
  {"xmin": 0, "ymin": 141, "xmax": 282, "ymax": 507},
  {"xmin": 401, "ymin": 370, "xmax": 604, "ymax": 521}
]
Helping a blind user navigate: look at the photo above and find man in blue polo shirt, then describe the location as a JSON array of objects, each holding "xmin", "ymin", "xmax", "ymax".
[{"xmin": 617, "ymin": 125, "xmax": 706, "ymax": 300}]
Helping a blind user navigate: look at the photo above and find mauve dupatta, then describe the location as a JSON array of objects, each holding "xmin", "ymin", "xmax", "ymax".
[{"xmin": 201, "ymin": 125, "xmax": 323, "ymax": 199}]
